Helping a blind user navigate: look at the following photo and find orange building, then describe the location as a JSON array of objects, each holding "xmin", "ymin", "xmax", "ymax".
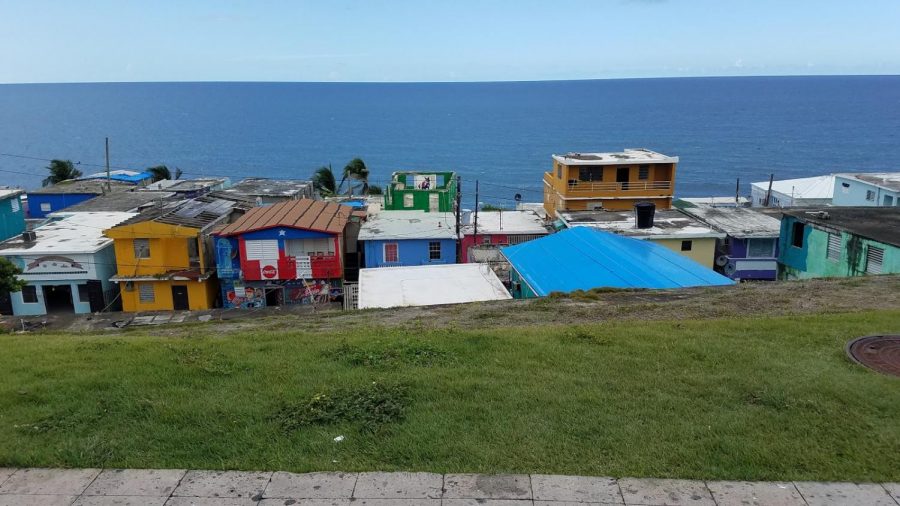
[{"xmin": 543, "ymin": 148, "xmax": 678, "ymax": 218}]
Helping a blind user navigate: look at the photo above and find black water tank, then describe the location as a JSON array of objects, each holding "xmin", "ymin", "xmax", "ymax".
[{"xmin": 634, "ymin": 202, "xmax": 656, "ymax": 229}]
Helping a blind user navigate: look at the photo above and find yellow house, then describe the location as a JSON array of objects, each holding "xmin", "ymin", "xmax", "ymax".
[
  {"xmin": 543, "ymin": 148, "xmax": 678, "ymax": 218},
  {"xmin": 557, "ymin": 208, "xmax": 724, "ymax": 268},
  {"xmin": 104, "ymin": 197, "xmax": 249, "ymax": 312}
]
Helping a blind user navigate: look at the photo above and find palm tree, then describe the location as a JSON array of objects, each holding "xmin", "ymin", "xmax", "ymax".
[
  {"xmin": 312, "ymin": 165, "xmax": 338, "ymax": 197},
  {"xmin": 147, "ymin": 165, "xmax": 172, "ymax": 182},
  {"xmin": 42, "ymin": 159, "xmax": 82, "ymax": 186},
  {"xmin": 341, "ymin": 158, "xmax": 370, "ymax": 196}
]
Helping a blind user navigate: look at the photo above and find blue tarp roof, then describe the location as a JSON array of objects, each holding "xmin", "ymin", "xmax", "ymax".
[
  {"xmin": 80, "ymin": 171, "xmax": 154, "ymax": 184},
  {"xmin": 502, "ymin": 227, "xmax": 734, "ymax": 296}
]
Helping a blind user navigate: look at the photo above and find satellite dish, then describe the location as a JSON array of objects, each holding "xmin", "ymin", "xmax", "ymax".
[
  {"xmin": 514, "ymin": 193, "xmax": 522, "ymax": 202},
  {"xmin": 715, "ymin": 255, "xmax": 729, "ymax": 267}
]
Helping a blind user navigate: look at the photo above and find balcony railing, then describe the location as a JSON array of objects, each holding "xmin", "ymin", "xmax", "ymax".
[{"xmin": 544, "ymin": 173, "xmax": 673, "ymax": 194}]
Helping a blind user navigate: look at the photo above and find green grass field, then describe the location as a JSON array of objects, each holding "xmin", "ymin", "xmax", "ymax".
[{"xmin": 0, "ymin": 310, "xmax": 898, "ymax": 481}]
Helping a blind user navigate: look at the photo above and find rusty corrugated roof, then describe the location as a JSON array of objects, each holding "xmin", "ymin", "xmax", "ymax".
[{"xmin": 215, "ymin": 198, "xmax": 352, "ymax": 236}]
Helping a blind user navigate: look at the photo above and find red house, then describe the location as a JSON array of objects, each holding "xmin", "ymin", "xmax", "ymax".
[
  {"xmin": 213, "ymin": 199, "xmax": 359, "ymax": 307},
  {"xmin": 461, "ymin": 210, "xmax": 549, "ymax": 263}
]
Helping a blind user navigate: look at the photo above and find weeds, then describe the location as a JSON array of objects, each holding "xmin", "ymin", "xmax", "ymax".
[
  {"xmin": 273, "ymin": 382, "xmax": 409, "ymax": 433},
  {"xmin": 323, "ymin": 339, "xmax": 453, "ymax": 368}
]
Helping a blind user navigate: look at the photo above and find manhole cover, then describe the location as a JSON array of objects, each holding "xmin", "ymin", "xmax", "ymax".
[{"xmin": 846, "ymin": 335, "xmax": 900, "ymax": 377}]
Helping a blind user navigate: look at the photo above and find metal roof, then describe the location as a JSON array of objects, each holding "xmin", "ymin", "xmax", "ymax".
[
  {"xmin": 750, "ymin": 175, "xmax": 835, "ymax": 200},
  {"xmin": 678, "ymin": 207, "xmax": 782, "ymax": 238},
  {"xmin": 502, "ymin": 227, "xmax": 734, "ymax": 296},
  {"xmin": 215, "ymin": 178, "xmax": 313, "ymax": 198},
  {"xmin": 782, "ymin": 207, "xmax": 900, "ymax": 248},
  {"xmin": 359, "ymin": 210, "xmax": 456, "ymax": 241},
  {"xmin": 0, "ymin": 212, "xmax": 137, "ymax": 255},
  {"xmin": 57, "ymin": 191, "xmax": 177, "ymax": 213},
  {"xmin": 115, "ymin": 195, "xmax": 250, "ymax": 230},
  {"xmin": 358, "ymin": 263, "xmax": 511, "ymax": 309},
  {"xmin": 138, "ymin": 178, "xmax": 228, "ymax": 193},
  {"xmin": 216, "ymin": 198, "xmax": 352, "ymax": 236}
]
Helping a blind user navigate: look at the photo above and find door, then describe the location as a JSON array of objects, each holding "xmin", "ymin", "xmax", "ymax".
[
  {"xmin": 171, "ymin": 285, "xmax": 190, "ymax": 310},
  {"xmin": 0, "ymin": 290, "xmax": 12, "ymax": 316},
  {"xmin": 616, "ymin": 167, "xmax": 630, "ymax": 189},
  {"xmin": 85, "ymin": 280, "xmax": 105, "ymax": 313},
  {"xmin": 429, "ymin": 193, "xmax": 439, "ymax": 212}
]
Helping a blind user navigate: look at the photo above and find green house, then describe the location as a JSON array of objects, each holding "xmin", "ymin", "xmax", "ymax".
[
  {"xmin": 384, "ymin": 171, "xmax": 457, "ymax": 212},
  {"xmin": 778, "ymin": 207, "xmax": 900, "ymax": 279}
]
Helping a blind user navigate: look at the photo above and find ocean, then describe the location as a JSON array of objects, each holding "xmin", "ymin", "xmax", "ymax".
[{"xmin": 0, "ymin": 76, "xmax": 898, "ymax": 207}]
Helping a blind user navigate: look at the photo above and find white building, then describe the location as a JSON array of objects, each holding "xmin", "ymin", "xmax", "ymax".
[
  {"xmin": 750, "ymin": 175, "xmax": 835, "ymax": 208},
  {"xmin": 832, "ymin": 172, "xmax": 900, "ymax": 207},
  {"xmin": 0, "ymin": 212, "xmax": 136, "ymax": 315}
]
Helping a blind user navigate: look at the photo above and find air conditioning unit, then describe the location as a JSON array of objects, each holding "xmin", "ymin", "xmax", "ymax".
[{"xmin": 21, "ymin": 231, "xmax": 37, "ymax": 242}]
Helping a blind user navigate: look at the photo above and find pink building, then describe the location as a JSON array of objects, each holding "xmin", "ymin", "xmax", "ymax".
[{"xmin": 461, "ymin": 210, "xmax": 549, "ymax": 263}]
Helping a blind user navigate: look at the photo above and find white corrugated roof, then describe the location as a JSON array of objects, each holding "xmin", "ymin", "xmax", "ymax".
[
  {"xmin": 0, "ymin": 212, "xmax": 137, "ymax": 255},
  {"xmin": 358, "ymin": 263, "xmax": 511, "ymax": 309},
  {"xmin": 679, "ymin": 207, "xmax": 782, "ymax": 238},
  {"xmin": 750, "ymin": 175, "xmax": 835, "ymax": 200},
  {"xmin": 358, "ymin": 210, "xmax": 456, "ymax": 241},
  {"xmin": 0, "ymin": 188, "xmax": 24, "ymax": 200},
  {"xmin": 463, "ymin": 210, "xmax": 548, "ymax": 235}
]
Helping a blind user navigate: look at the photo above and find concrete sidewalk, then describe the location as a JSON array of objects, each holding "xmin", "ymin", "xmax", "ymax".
[{"xmin": 0, "ymin": 468, "xmax": 897, "ymax": 506}]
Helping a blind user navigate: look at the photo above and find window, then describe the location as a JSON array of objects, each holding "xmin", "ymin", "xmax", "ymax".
[
  {"xmin": 884, "ymin": 195, "xmax": 894, "ymax": 206},
  {"xmin": 826, "ymin": 233, "xmax": 841, "ymax": 262},
  {"xmin": 384, "ymin": 243, "xmax": 399, "ymax": 263},
  {"xmin": 482, "ymin": 235, "xmax": 491, "ymax": 245},
  {"xmin": 557, "ymin": 164, "xmax": 562, "ymax": 179},
  {"xmin": 791, "ymin": 222, "xmax": 805, "ymax": 248},
  {"xmin": 10, "ymin": 199, "xmax": 19, "ymax": 213},
  {"xmin": 77, "ymin": 284, "xmax": 89, "ymax": 302},
  {"xmin": 133, "ymin": 238, "xmax": 150, "ymax": 259},
  {"xmin": 681, "ymin": 240, "xmax": 693, "ymax": 251},
  {"xmin": 403, "ymin": 193, "xmax": 414, "ymax": 208},
  {"xmin": 747, "ymin": 238, "xmax": 775, "ymax": 258},
  {"xmin": 866, "ymin": 246, "xmax": 884, "ymax": 275},
  {"xmin": 285, "ymin": 238, "xmax": 335, "ymax": 257},
  {"xmin": 866, "ymin": 190, "xmax": 876, "ymax": 201},
  {"xmin": 428, "ymin": 241, "xmax": 441, "ymax": 260},
  {"xmin": 138, "ymin": 283, "xmax": 155, "ymax": 303},
  {"xmin": 40, "ymin": 202, "xmax": 51, "ymax": 212},
  {"xmin": 21, "ymin": 285, "xmax": 37, "ymax": 303},
  {"xmin": 638, "ymin": 165, "xmax": 650, "ymax": 180},
  {"xmin": 578, "ymin": 167, "xmax": 603, "ymax": 182},
  {"xmin": 244, "ymin": 239, "xmax": 278, "ymax": 260}
]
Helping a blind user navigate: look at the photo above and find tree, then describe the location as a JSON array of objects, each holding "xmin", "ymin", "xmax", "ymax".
[
  {"xmin": 147, "ymin": 165, "xmax": 172, "ymax": 182},
  {"xmin": 341, "ymin": 158, "xmax": 370, "ymax": 196},
  {"xmin": 366, "ymin": 184, "xmax": 383, "ymax": 195},
  {"xmin": 42, "ymin": 159, "xmax": 82, "ymax": 187},
  {"xmin": 0, "ymin": 258, "xmax": 26, "ymax": 294},
  {"xmin": 313, "ymin": 165, "xmax": 338, "ymax": 197}
]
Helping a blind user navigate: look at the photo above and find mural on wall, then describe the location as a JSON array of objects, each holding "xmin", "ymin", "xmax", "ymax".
[
  {"xmin": 221, "ymin": 279, "xmax": 343, "ymax": 308},
  {"xmin": 19, "ymin": 255, "xmax": 91, "ymax": 276},
  {"xmin": 216, "ymin": 238, "xmax": 236, "ymax": 279},
  {"xmin": 413, "ymin": 174, "xmax": 437, "ymax": 189}
]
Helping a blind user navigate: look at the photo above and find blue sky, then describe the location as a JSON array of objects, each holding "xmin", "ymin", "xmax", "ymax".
[{"xmin": 1, "ymin": 0, "xmax": 898, "ymax": 83}]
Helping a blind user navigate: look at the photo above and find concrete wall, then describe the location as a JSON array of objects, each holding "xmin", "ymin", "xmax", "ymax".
[
  {"xmin": 26, "ymin": 193, "xmax": 98, "ymax": 218},
  {"xmin": 650, "ymin": 237, "xmax": 718, "ymax": 269},
  {"xmin": 120, "ymin": 279, "xmax": 217, "ymax": 312},
  {"xmin": 833, "ymin": 175, "xmax": 900, "ymax": 207},
  {"xmin": 779, "ymin": 216, "xmax": 900, "ymax": 279},
  {"xmin": 363, "ymin": 238, "xmax": 457, "ymax": 268}
]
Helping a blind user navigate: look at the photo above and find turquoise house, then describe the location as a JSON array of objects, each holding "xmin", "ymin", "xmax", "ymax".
[
  {"xmin": 0, "ymin": 189, "xmax": 26, "ymax": 242},
  {"xmin": 779, "ymin": 207, "xmax": 900, "ymax": 279}
]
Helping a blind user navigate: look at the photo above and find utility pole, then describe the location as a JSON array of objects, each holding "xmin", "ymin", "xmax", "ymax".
[
  {"xmin": 764, "ymin": 173, "xmax": 774, "ymax": 207},
  {"xmin": 473, "ymin": 180, "xmax": 479, "ymax": 246},
  {"xmin": 454, "ymin": 175, "xmax": 462, "ymax": 262},
  {"xmin": 735, "ymin": 177, "xmax": 740, "ymax": 205},
  {"xmin": 105, "ymin": 137, "xmax": 111, "ymax": 192}
]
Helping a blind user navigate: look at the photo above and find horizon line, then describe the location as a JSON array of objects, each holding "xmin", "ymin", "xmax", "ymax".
[{"xmin": 2, "ymin": 73, "xmax": 899, "ymax": 86}]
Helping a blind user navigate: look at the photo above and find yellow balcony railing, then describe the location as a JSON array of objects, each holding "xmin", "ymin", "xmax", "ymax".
[{"xmin": 544, "ymin": 173, "xmax": 673, "ymax": 195}]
